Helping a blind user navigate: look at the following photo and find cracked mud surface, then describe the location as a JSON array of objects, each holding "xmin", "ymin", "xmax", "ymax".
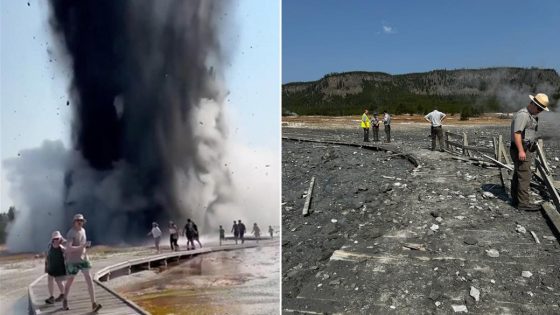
[{"xmin": 282, "ymin": 125, "xmax": 560, "ymax": 314}]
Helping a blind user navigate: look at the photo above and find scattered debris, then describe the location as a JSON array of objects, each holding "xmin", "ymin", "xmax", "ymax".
[
  {"xmin": 530, "ymin": 231, "xmax": 540, "ymax": 244},
  {"xmin": 430, "ymin": 224, "xmax": 439, "ymax": 232},
  {"xmin": 516, "ymin": 225, "xmax": 527, "ymax": 234},
  {"xmin": 435, "ymin": 216, "xmax": 443, "ymax": 223},
  {"xmin": 470, "ymin": 286, "xmax": 480, "ymax": 302},
  {"xmin": 521, "ymin": 271, "xmax": 533, "ymax": 278},
  {"xmin": 463, "ymin": 237, "xmax": 478, "ymax": 245},
  {"xmin": 485, "ymin": 249, "xmax": 500, "ymax": 258},
  {"xmin": 302, "ymin": 176, "xmax": 316, "ymax": 216},
  {"xmin": 451, "ymin": 305, "xmax": 468, "ymax": 313},
  {"xmin": 403, "ymin": 243, "xmax": 426, "ymax": 251}
]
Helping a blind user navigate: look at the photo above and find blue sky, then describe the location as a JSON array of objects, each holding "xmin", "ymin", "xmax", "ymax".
[
  {"xmin": 0, "ymin": 0, "xmax": 280, "ymax": 211},
  {"xmin": 283, "ymin": 0, "xmax": 560, "ymax": 83}
]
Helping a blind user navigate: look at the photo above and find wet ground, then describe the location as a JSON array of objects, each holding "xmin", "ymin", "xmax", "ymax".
[
  {"xmin": 282, "ymin": 124, "xmax": 560, "ymax": 314},
  {"xmin": 109, "ymin": 241, "xmax": 280, "ymax": 315}
]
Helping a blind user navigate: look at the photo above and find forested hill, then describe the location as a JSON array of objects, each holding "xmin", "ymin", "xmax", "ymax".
[{"xmin": 282, "ymin": 68, "xmax": 560, "ymax": 116}]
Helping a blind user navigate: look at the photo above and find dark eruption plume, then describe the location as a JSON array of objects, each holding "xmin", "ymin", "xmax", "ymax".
[{"xmin": 45, "ymin": 0, "xmax": 231, "ymax": 244}]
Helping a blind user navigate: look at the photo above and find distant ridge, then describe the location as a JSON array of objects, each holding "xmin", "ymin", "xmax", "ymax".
[{"xmin": 282, "ymin": 67, "xmax": 560, "ymax": 116}]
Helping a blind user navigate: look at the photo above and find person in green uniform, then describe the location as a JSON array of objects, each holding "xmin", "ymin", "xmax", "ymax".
[{"xmin": 44, "ymin": 230, "xmax": 66, "ymax": 304}]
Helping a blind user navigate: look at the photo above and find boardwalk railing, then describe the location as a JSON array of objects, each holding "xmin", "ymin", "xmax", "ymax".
[{"xmin": 29, "ymin": 243, "xmax": 260, "ymax": 314}]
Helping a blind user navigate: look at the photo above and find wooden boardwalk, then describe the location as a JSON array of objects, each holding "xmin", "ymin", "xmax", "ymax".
[{"xmin": 28, "ymin": 243, "xmax": 259, "ymax": 314}]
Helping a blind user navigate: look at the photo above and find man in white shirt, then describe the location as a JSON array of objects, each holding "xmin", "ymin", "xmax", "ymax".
[
  {"xmin": 425, "ymin": 108, "xmax": 447, "ymax": 152},
  {"xmin": 148, "ymin": 222, "xmax": 162, "ymax": 253},
  {"xmin": 382, "ymin": 111, "xmax": 391, "ymax": 143}
]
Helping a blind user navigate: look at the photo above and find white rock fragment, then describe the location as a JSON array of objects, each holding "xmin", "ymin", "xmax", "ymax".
[
  {"xmin": 435, "ymin": 217, "xmax": 443, "ymax": 223},
  {"xmin": 486, "ymin": 249, "xmax": 500, "ymax": 258},
  {"xmin": 490, "ymin": 279, "xmax": 496, "ymax": 284},
  {"xmin": 527, "ymin": 291, "xmax": 534, "ymax": 297},
  {"xmin": 482, "ymin": 191, "xmax": 495, "ymax": 199},
  {"xmin": 317, "ymin": 283, "xmax": 322, "ymax": 287},
  {"xmin": 455, "ymin": 216, "xmax": 466, "ymax": 220},
  {"xmin": 435, "ymin": 301, "xmax": 441, "ymax": 307},
  {"xmin": 522, "ymin": 271, "xmax": 533, "ymax": 278},
  {"xmin": 451, "ymin": 305, "xmax": 468, "ymax": 313},
  {"xmin": 430, "ymin": 224, "xmax": 439, "ymax": 231},
  {"xmin": 331, "ymin": 219, "xmax": 338, "ymax": 223},
  {"xmin": 470, "ymin": 286, "xmax": 480, "ymax": 302},
  {"xmin": 516, "ymin": 225, "xmax": 527, "ymax": 234},
  {"xmin": 390, "ymin": 305, "xmax": 396, "ymax": 309}
]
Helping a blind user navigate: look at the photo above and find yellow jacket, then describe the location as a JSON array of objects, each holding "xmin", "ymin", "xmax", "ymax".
[{"xmin": 361, "ymin": 113, "xmax": 370, "ymax": 128}]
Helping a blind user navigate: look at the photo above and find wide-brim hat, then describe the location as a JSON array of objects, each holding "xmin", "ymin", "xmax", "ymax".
[
  {"xmin": 529, "ymin": 93, "xmax": 550, "ymax": 111},
  {"xmin": 73, "ymin": 213, "xmax": 86, "ymax": 222},
  {"xmin": 51, "ymin": 230, "xmax": 63, "ymax": 240}
]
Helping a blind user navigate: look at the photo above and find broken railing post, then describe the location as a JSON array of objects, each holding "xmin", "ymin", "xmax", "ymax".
[
  {"xmin": 542, "ymin": 202, "xmax": 560, "ymax": 235},
  {"xmin": 462, "ymin": 132, "xmax": 468, "ymax": 156},
  {"xmin": 302, "ymin": 176, "xmax": 316, "ymax": 216}
]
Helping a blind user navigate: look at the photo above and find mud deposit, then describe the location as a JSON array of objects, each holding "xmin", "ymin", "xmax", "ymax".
[
  {"xmin": 282, "ymin": 126, "xmax": 560, "ymax": 314},
  {"xmin": 111, "ymin": 243, "xmax": 279, "ymax": 315}
]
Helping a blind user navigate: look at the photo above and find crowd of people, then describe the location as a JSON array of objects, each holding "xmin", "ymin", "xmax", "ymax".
[
  {"xmin": 359, "ymin": 92, "xmax": 551, "ymax": 213},
  {"xmin": 218, "ymin": 221, "xmax": 275, "ymax": 245},
  {"xmin": 361, "ymin": 109, "xmax": 391, "ymax": 143},
  {"xmin": 147, "ymin": 218, "xmax": 202, "ymax": 253}
]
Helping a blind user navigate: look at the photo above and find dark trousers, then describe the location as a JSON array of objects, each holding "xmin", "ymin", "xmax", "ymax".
[
  {"xmin": 170, "ymin": 235, "xmax": 179, "ymax": 251},
  {"xmin": 363, "ymin": 128, "xmax": 369, "ymax": 142},
  {"xmin": 240, "ymin": 231, "xmax": 245, "ymax": 244},
  {"xmin": 372, "ymin": 127, "xmax": 379, "ymax": 141},
  {"xmin": 510, "ymin": 145, "xmax": 532, "ymax": 206},
  {"xmin": 431, "ymin": 126, "xmax": 444, "ymax": 150},
  {"xmin": 385, "ymin": 125, "xmax": 391, "ymax": 142}
]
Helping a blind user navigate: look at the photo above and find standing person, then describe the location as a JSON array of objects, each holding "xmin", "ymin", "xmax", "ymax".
[
  {"xmin": 382, "ymin": 110, "xmax": 391, "ymax": 143},
  {"xmin": 425, "ymin": 108, "xmax": 447, "ymax": 152},
  {"xmin": 183, "ymin": 219, "xmax": 195, "ymax": 250},
  {"xmin": 44, "ymin": 231, "xmax": 66, "ymax": 305},
  {"xmin": 219, "ymin": 225, "xmax": 225, "ymax": 246},
  {"xmin": 252, "ymin": 223, "xmax": 261, "ymax": 243},
  {"xmin": 268, "ymin": 225, "xmax": 274, "ymax": 239},
  {"xmin": 231, "ymin": 221, "xmax": 239, "ymax": 245},
  {"xmin": 238, "ymin": 220, "xmax": 246, "ymax": 244},
  {"xmin": 361, "ymin": 109, "xmax": 370, "ymax": 142},
  {"xmin": 62, "ymin": 214, "xmax": 101, "ymax": 312},
  {"xmin": 191, "ymin": 219, "xmax": 202, "ymax": 248},
  {"xmin": 371, "ymin": 112, "xmax": 380, "ymax": 142},
  {"xmin": 510, "ymin": 93, "xmax": 549, "ymax": 211},
  {"xmin": 147, "ymin": 222, "xmax": 162, "ymax": 253},
  {"xmin": 169, "ymin": 221, "xmax": 179, "ymax": 251}
]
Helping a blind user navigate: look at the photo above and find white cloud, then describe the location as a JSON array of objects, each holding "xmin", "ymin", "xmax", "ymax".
[{"xmin": 382, "ymin": 24, "xmax": 397, "ymax": 34}]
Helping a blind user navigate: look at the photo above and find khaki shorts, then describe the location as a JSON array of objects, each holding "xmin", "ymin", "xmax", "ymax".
[{"xmin": 66, "ymin": 260, "xmax": 92, "ymax": 276}]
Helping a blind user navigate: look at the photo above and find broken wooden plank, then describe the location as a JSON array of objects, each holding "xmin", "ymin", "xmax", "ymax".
[
  {"xmin": 536, "ymin": 160, "xmax": 560, "ymax": 210},
  {"xmin": 530, "ymin": 231, "xmax": 541, "ymax": 244},
  {"xmin": 302, "ymin": 176, "xmax": 316, "ymax": 216},
  {"xmin": 499, "ymin": 135, "xmax": 513, "ymax": 165},
  {"xmin": 536, "ymin": 142, "xmax": 552, "ymax": 175},
  {"xmin": 481, "ymin": 154, "xmax": 514, "ymax": 171},
  {"xmin": 542, "ymin": 202, "xmax": 560, "ymax": 235}
]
